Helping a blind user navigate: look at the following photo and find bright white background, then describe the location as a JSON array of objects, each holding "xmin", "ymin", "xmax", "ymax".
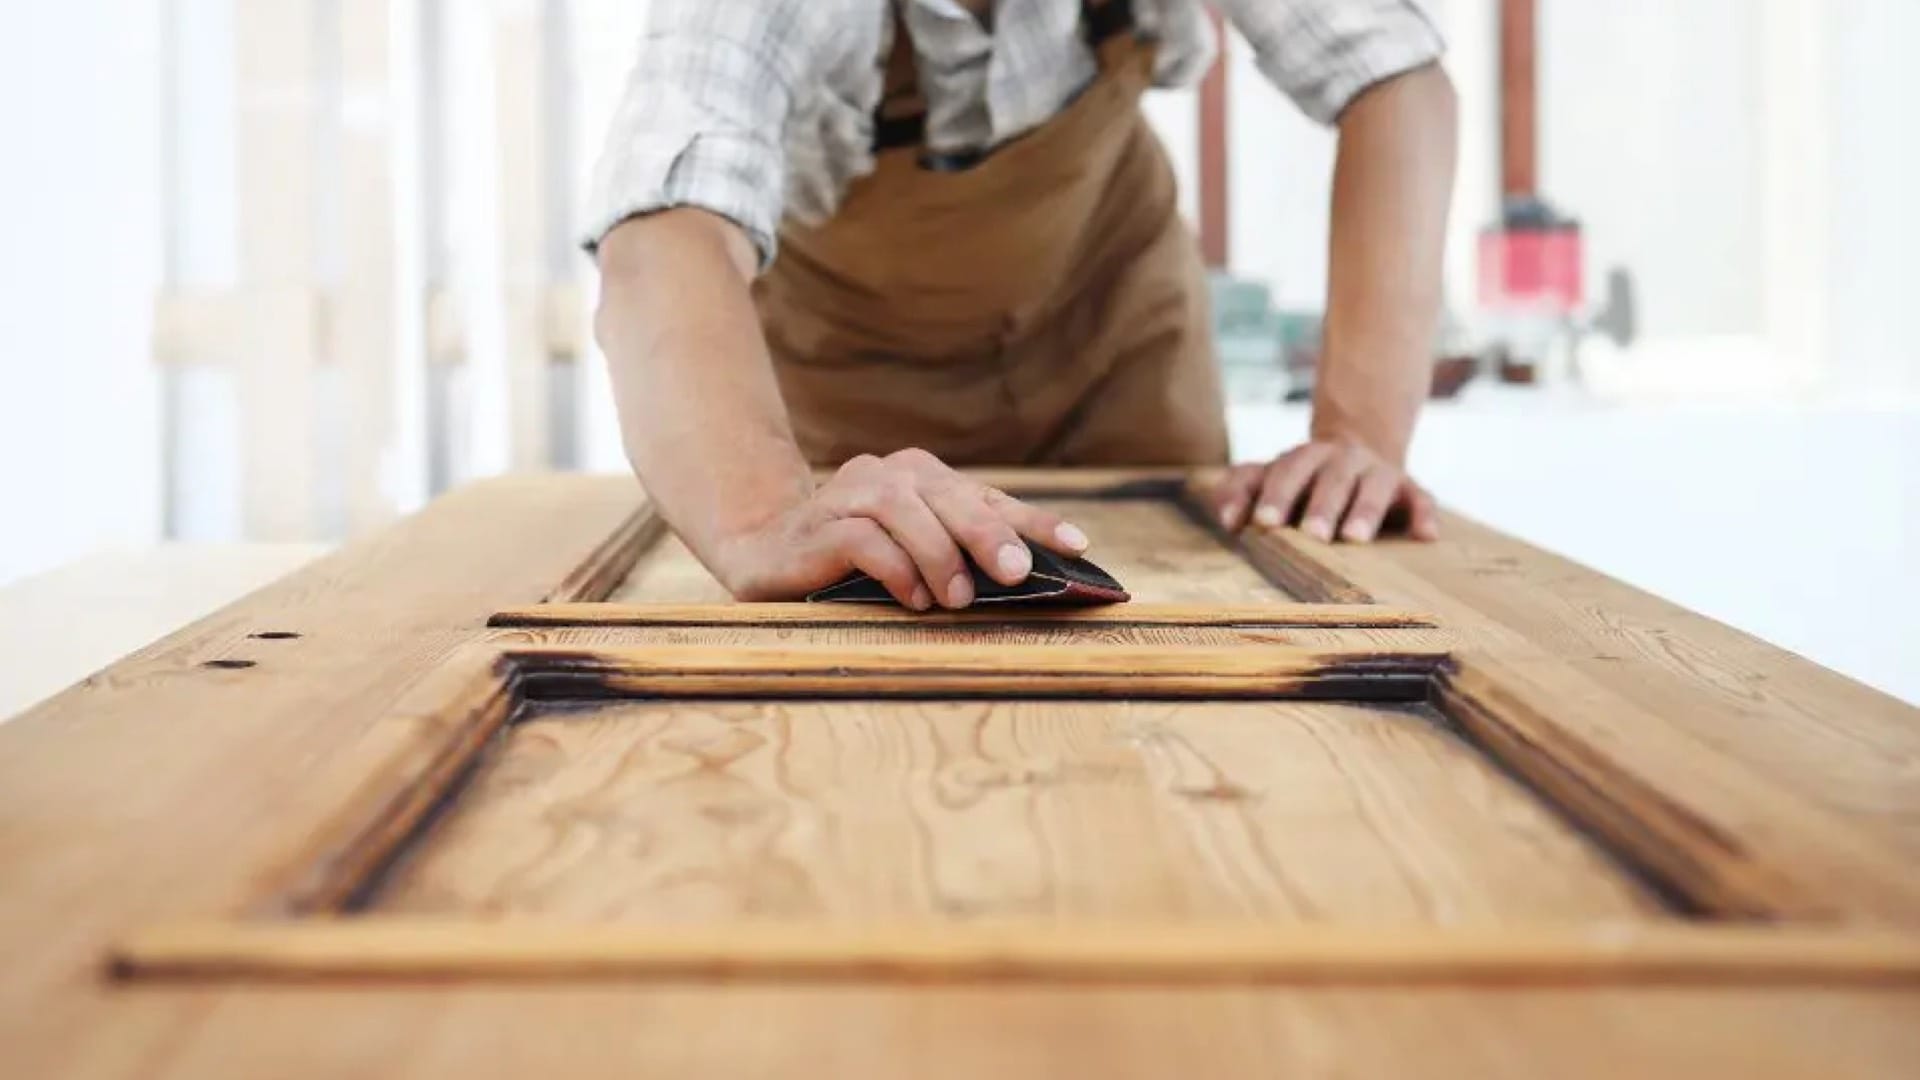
[{"xmin": 0, "ymin": 0, "xmax": 1915, "ymax": 702}]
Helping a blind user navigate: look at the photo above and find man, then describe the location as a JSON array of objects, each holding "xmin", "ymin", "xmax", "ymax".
[{"xmin": 588, "ymin": 0, "xmax": 1456, "ymax": 610}]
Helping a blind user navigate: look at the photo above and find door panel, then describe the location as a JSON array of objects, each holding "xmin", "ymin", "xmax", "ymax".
[
  {"xmin": 97, "ymin": 470, "xmax": 1920, "ymax": 992},
  {"xmin": 369, "ymin": 697, "xmax": 1662, "ymax": 923}
]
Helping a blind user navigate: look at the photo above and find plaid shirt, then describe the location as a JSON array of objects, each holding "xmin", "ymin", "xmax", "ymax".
[{"xmin": 584, "ymin": 0, "xmax": 1444, "ymax": 267}]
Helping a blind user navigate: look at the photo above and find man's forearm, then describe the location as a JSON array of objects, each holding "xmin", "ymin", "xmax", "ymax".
[
  {"xmin": 1314, "ymin": 63, "xmax": 1458, "ymax": 465},
  {"xmin": 593, "ymin": 209, "xmax": 812, "ymax": 571}
]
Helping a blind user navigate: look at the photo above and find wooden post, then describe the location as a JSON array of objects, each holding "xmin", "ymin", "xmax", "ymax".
[
  {"xmin": 417, "ymin": 0, "xmax": 466, "ymax": 496},
  {"xmin": 1759, "ymin": 0, "xmax": 1829, "ymax": 386},
  {"xmin": 1499, "ymin": 0, "xmax": 1536, "ymax": 199},
  {"xmin": 157, "ymin": 0, "xmax": 188, "ymax": 540},
  {"xmin": 338, "ymin": 0, "xmax": 401, "ymax": 532},
  {"xmin": 1197, "ymin": 7, "xmax": 1229, "ymax": 268},
  {"xmin": 495, "ymin": 0, "xmax": 564, "ymax": 470}
]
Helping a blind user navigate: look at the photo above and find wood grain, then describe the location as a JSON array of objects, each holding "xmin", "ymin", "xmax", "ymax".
[
  {"xmin": 55, "ymin": 985, "xmax": 1920, "ymax": 1080},
  {"xmin": 0, "ymin": 475, "xmax": 643, "ymax": 1070},
  {"xmin": 365, "ymin": 697, "xmax": 1656, "ymax": 922},
  {"xmin": 235, "ymin": 639, "xmax": 1450, "ymax": 922},
  {"xmin": 114, "ymin": 920, "xmax": 1920, "ymax": 985},
  {"xmin": 490, "ymin": 602, "xmax": 1434, "ymax": 629},
  {"xmin": 1183, "ymin": 473, "xmax": 1920, "ymax": 863},
  {"xmin": 1037, "ymin": 498, "xmax": 1293, "ymax": 603},
  {"xmin": 1437, "ymin": 655, "xmax": 1920, "ymax": 925},
  {"xmin": 1195, "ymin": 494, "xmax": 1920, "ymax": 869},
  {"xmin": 245, "ymin": 647, "xmax": 518, "ymax": 918},
  {"xmin": 505, "ymin": 642, "xmax": 1448, "ymax": 700}
]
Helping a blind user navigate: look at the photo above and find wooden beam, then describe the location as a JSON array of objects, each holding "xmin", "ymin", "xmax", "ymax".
[
  {"xmin": 494, "ymin": 0, "xmax": 577, "ymax": 468},
  {"xmin": 488, "ymin": 602, "xmax": 1438, "ymax": 629},
  {"xmin": 112, "ymin": 920, "xmax": 1920, "ymax": 985},
  {"xmin": 339, "ymin": 0, "xmax": 401, "ymax": 533},
  {"xmin": 234, "ymin": 0, "xmax": 324, "ymax": 540},
  {"xmin": 506, "ymin": 642, "xmax": 1449, "ymax": 700},
  {"xmin": 152, "ymin": 289, "xmax": 244, "ymax": 367}
]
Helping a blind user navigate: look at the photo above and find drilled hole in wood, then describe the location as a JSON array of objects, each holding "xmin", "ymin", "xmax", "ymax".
[
  {"xmin": 201, "ymin": 659, "xmax": 257, "ymax": 671},
  {"xmin": 249, "ymin": 631, "xmax": 302, "ymax": 640}
]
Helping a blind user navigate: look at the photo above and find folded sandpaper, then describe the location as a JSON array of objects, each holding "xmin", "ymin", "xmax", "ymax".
[{"xmin": 807, "ymin": 537, "xmax": 1130, "ymax": 606}]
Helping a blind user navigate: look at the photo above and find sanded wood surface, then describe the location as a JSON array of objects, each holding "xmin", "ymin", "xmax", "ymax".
[
  {"xmin": 0, "ymin": 475, "xmax": 644, "ymax": 1076},
  {"xmin": 5, "ymin": 471, "xmax": 1920, "ymax": 1078},
  {"xmin": 368, "ymin": 697, "xmax": 1658, "ymax": 923},
  {"xmin": 1186, "ymin": 481, "xmax": 1920, "ymax": 866},
  {"xmin": 1438, "ymin": 655, "xmax": 1920, "ymax": 926},
  {"xmin": 1028, "ymin": 498, "xmax": 1293, "ymax": 603},
  {"xmin": 607, "ymin": 530, "xmax": 732, "ymax": 602},
  {"xmin": 541, "ymin": 506, "xmax": 662, "ymax": 603},
  {"xmin": 608, "ymin": 495, "xmax": 1293, "ymax": 605}
]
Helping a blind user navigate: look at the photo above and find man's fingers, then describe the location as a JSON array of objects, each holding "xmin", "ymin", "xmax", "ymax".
[
  {"xmin": 843, "ymin": 480, "xmax": 974, "ymax": 608},
  {"xmin": 922, "ymin": 482, "xmax": 1033, "ymax": 588},
  {"xmin": 1210, "ymin": 463, "xmax": 1268, "ymax": 532},
  {"xmin": 1407, "ymin": 484, "xmax": 1441, "ymax": 541},
  {"xmin": 983, "ymin": 487, "xmax": 1088, "ymax": 563},
  {"xmin": 1254, "ymin": 444, "xmax": 1334, "ymax": 531},
  {"xmin": 827, "ymin": 456, "xmax": 971, "ymax": 605},
  {"xmin": 887, "ymin": 447, "xmax": 1083, "ymax": 582},
  {"xmin": 819, "ymin": 518, "xmax": 928, "ymax": 609},
  {"xmin": 1340, "ymin": 467, "xmax": 1403, "ymax": 543},
  {"xmin": 1298, "ymin": 455, "xmax": 1364, "ymax": 542}
]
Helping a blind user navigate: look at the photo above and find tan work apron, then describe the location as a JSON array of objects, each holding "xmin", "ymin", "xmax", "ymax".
[{"xmin": 753, "ymin": 0, "xmax": 1229, "ymax": 467}]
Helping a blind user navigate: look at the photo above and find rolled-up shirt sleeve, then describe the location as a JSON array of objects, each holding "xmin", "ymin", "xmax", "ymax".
[
  {"xmin": 581, "ymin": 0, "xmax": 823, "ymax": 268},
  {"xmin": 1217, "ymin": 0, "xmax": 1445, "ymax": 126}
]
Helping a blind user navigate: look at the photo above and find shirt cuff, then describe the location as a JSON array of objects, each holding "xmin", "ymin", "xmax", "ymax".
[
  {"xmin": 1258, "ymin": 5, "xmax": 1446, "ymax": 126},
  {"xmin": 580, "ymin": 129, "xmax": 785, "ymax": 271}
]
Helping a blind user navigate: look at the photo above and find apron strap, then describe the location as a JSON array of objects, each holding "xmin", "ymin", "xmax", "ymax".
[
  {"xmin": 1083, "ymin": 0, "xmax": 1136, "ymax": 50},
  {"xmin": 872, "ymin": 0, "xmax": 1139, "ymax": 154},
  {"xmin": 872, "ymin": 1, "xmax": 929, "ymax": 152}
]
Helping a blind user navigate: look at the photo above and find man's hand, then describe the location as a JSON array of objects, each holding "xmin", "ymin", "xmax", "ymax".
[
  {"xmin": 1207, "ymin": 441, "xmax": 1438, "ymax": 544},
  {"xmin": 711, "ymin": 448, "xmax": 1091, "ymax": 608},
  {"xmin": 1237, "ymin": 64, "xmax": 1453, "ymax": 547}
]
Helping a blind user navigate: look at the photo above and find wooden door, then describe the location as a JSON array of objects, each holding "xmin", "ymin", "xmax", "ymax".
[{"xmin": 6, "ymin": 470, "xmax": 1920, "ymax": 1077}]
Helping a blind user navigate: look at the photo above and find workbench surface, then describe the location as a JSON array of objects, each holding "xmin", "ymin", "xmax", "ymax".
[{"xmin": 2, "ymin": 471, "xmax": 1914, "ymax": 1078}]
